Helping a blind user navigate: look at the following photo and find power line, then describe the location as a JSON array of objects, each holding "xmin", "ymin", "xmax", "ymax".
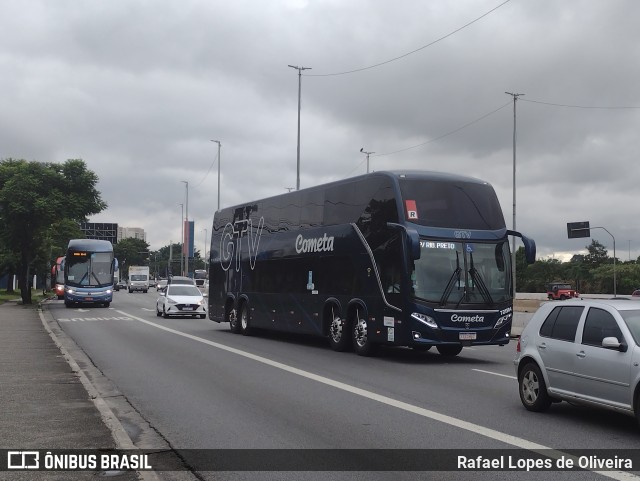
[
  {"xmin": 307, "ymin": 0, "xmax": 513, "ymax": 77},
  {"xmin": 374, "ymin": 100, "xmax": 511, "ymax": 156},
  {"xmin": 521, "ymin": 98, "xmax": 640, "ymax": 109},
  {"xmin": 344, "ymin": 100, "xmax": 511, "ymax": 177}
]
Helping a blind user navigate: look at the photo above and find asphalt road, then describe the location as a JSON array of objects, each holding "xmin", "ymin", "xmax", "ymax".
[{"xmin": 45, "ymin": 290, "xmax": 640, "ymax": 481}]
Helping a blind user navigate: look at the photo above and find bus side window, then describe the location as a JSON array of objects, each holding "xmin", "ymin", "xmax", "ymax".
[{"xmin": 374, "ymin": 234, "xmax": 403, "ymax": 294}]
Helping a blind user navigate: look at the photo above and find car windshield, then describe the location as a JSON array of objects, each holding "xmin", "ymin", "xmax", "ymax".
[
  {"xmin": 411, "ymin": 239, "xmax": 511, "ymax": 306},
  {"xmin": 619, "ymin": 310, "xmax": 640, "ymax": 346},
  {"xmin": 167, "ymin": 285, "xmax": 201, "ymax": 297}
]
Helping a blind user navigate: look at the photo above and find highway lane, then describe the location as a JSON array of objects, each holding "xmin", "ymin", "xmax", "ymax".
[{"xmin": 46, "ymin": 290, "xmax": 640, "ymax": 480}]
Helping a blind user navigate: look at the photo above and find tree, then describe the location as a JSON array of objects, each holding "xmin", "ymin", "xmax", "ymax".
[
  {"xmin": 0, "ymin": 158, "xmax": 106, "ymax": 304},
  {"xmin": 584, "ymin": 239, "xmax": 609, "ymax": 267},
  {"xmin": 114, "ymin": 238, "xmax": 151, "ymax": 278}
]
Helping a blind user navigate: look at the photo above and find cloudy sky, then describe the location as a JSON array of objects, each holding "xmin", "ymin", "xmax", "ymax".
[{"xmin": 2, "ymin": 0, "xmax": 639, "ymax": 261}]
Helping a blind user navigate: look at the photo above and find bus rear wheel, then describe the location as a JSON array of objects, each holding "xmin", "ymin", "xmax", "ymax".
[
  {"xmin": 239, "ymin": 304, "xmax": 252, "ymax": 336},
  {"xmin": 228, "ymin": 306, "xmax": 241, "ymax": 334},
  {"xmin": 329, "ymin": 314, "xmax": 351, "ymax": 352},
  {"xmin": 353, "ymin": 312, "xmax": 377, "ymax": 356}
]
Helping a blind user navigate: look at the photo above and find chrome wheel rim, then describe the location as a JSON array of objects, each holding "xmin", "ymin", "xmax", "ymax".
[
  {"xmin": 330, "ymin": 317, "xmax": 343, "ymax": 343},
  {"xmin": 354, "ymin": 318, "xmax": 368, "ymax": 347}
]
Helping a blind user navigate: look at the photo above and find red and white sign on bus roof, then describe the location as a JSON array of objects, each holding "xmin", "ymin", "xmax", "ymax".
[{"xmin": 405, "ymin": 200, "xmax": 418, "ymax": 220}]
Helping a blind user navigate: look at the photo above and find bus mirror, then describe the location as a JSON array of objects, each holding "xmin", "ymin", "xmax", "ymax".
[
  {"xmin": 407, "ymin": 229, "xmax": 421, "ymax": 260},
  {"xmin": 386, "ymin": 223, "xmax": 421, "ymax": 260},
  {"xmin": 507, "ymin": 230, "xmax": 536, "ymax": 264}
]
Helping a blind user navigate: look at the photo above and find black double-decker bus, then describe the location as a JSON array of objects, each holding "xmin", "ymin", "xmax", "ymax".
[{"xmin": 208, "ymin": 170, "xmax": 535, "ymax": 356}]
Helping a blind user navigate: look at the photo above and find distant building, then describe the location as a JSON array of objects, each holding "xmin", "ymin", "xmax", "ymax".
[
  {"xmin": 118, "ymin": 226, "xmax": 147, "ymax": 243},
  {"xmin": 80, "ymin": 222, "xmax": 118, "ymax": 244}
]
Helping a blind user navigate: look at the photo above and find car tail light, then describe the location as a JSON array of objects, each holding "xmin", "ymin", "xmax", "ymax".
[{"xmin": 516, "ymin": 337, "xmax": 521, "ymax": 353}]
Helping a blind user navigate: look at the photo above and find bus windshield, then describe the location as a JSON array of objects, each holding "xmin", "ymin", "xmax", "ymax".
[
  {"xmin": 411, "ymin": 240, "xmax": 511, "ymax": 306},
  {"xmin": 66, "ymin": 252, "xmax": 114, "ymax": 288}
]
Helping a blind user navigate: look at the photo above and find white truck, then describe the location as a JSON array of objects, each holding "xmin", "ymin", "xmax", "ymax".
[{"xmin": 128, "ymin": 266, "xmax": 150, "ymax": 293}]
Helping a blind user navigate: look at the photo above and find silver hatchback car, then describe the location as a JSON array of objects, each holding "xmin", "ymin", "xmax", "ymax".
[{"xmin": 514, "ymin": 299, "xmax": 640, "ymax": 424}]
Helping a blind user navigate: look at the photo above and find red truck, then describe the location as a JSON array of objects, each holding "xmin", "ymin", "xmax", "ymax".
[{"xmin": 547, "ymin": 282, "xmax": 579, "ymax": 300}]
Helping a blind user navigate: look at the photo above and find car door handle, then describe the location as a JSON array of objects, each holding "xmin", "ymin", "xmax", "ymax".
[
  {"xmin": 576, "ymin": 351, "xmax": 586, "ymax": 358},
  {"xmin": 538, "ymin": 343, "xmax": 547, "ymax": 349}
]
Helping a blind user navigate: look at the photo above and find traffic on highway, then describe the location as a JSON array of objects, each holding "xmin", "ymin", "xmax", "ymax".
[{"xmin": 44, "ymin": 287, "xmax": 640, "ymax": 480}]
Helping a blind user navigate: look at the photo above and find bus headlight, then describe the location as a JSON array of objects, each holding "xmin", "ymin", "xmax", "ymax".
[
  {"xmin": 494, "ymin": 313, "xmax": 512, "ymax": 329},
  {"xmin": 66, "ymin": 287, "xmax": 75, "ymax": 294},
  {"xmin": 411, "ymin": 312, "xmax": 438, "ymax": 329}
]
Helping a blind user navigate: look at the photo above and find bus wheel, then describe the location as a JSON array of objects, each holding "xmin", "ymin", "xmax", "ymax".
[
  {"xmin": 228, "ymin": 307, "xmax": 241, "ymax": 334},
  {"xmin": 329, "ymin": 313, "xmax": 351, "ymax": 352},
  {"xmin": 436, "ymin": 345, "xmax": 463, "ymax": 356},
  {"xmin": 103, "ymin": 302, "xmax": 110, "ymax": 308},
  {"xmin": 353, "ymin": 312, "xmax": 377, "ymax": 356},
  {"xmin": 64, "ymin": 300, "xmax": 71, "ymax": 308},
  {"xmin": 239, "ymin": 304, "xmax": 252, "ymax": 336}
]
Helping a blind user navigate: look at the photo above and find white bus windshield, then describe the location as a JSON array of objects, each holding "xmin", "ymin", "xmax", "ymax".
[{"xmin": 411, "ymin": 240, "xmax": 511, "ymax": 305}]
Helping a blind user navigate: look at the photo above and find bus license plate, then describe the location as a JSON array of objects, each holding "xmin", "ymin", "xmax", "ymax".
[
  {"xmin": 85, "ymin": 297, "xmax": 93, "ymax": 301},
  {"xmin": 459, "ymin": 332, "xmax": 476, "ymax": 340}
]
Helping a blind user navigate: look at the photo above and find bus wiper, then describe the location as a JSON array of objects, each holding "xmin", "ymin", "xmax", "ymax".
[
  {"xmin": 439, "ymin": 251, "xmax": 461, "ymax": 306},
  {"xmin": 469, "ymin": 253, "xmax": 494, "ymax": 306}
]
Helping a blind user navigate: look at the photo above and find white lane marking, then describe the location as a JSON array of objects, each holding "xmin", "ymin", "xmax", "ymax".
[
  {"xmin": 116, "ymin": 310, "xmax": 637, "ymax": 481},
  {"xmin": 472, "ymin": 368, "xmax": 517, "ymax": 380}
]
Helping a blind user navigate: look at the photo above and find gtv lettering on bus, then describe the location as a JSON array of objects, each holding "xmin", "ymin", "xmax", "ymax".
[
  {"xmin": 220, "ymin": 217, "xmax": 265, "ymax": 272},
  {"xmin": 295, "ymin": 233, "xmax": 335, "ymax": 254}
]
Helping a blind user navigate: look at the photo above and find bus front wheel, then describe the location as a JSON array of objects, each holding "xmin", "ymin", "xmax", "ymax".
[
  {"xmin": 329, "ymin": 314, "xmax": 351, "ymax": 352},
  {"xmin": 436, "ymin": 345, "xmax": 463, "ymax": 356},
  {"xmin": 353, "ymin": 312, "xmax": 377, "ymax": 356}
]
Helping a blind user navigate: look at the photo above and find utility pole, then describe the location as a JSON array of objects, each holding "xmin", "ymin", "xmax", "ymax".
[
  {"xmin": 178, "ymin": 204, "xmax": 183, "ymax": 276},
  {"xmin": 505, "ymin": 91, "xmax": 524, "ymax": 296},
  {"xmin": 288, "ymin": 64, "xmax": 311, "ymax": 190},
  {"xmin": 181, "ymin": 181, "xmax": 189, "ymax": 276},
  {"xmin": 360, "ymin": 148, "xmax": 375, "ymax": 174},
  {"xmin": 210, "ymin": 140, "xmax": 221, "ymax": 211}
]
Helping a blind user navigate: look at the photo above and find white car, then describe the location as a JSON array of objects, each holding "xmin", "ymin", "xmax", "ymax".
[{"xmin": 156, "ymin": 284, "xmax": 207, "ymax": 319}]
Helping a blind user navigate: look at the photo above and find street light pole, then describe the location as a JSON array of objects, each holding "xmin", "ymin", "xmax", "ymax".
[
  {"xmin": 288, "ymin": 64, "xmax": 311, "ymax": 190},
  {"xmin": 203, "ymin": 228, "xmax": 208, "ymax": 266},
  {"xmin": 210, "ymin": 140, "xmax": 221, "ymax": 211},
  {"xmin": 505, "ymin": 91, "xmax": 524, "ymax": 297},
  {"xmin": 178, "ymin": 203, "xmax": 184, "ymax": 276},
  {"xmin": 181, "ymin": 181, "xmax": 189, "ymax": 277},
  {"xmin": 360, "ymin": 148, "xmax": 375, "ymax": 174}
]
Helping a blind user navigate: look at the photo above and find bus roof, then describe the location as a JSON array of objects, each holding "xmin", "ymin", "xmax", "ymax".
[
  {"xmin": 217, "ymin": 170, "xmax": 490, "ymax": 213},
  {"xmin": 67, "ymin": 239, "xmax": 113, "ymax": 252}
]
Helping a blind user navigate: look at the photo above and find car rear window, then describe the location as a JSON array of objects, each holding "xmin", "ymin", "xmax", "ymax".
[{"xmin": 539, "ymin": 306, "xmax": 584, "ymax": 341}]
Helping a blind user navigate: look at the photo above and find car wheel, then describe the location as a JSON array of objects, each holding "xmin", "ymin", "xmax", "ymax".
[
  {"xmin": 329, "ymin": 310, "xmax": 351, "ymax": 352},
  {"xmin": 239, "ymin": 303, "xmax": 252, "ymax": 336},
  {"xmin": 200, "ymin": 314, "xmax": 206, "ymax": 319},
  {"xmin": 412, "ymin": 345, "xmax": 432, "ymax": 352},
  {"xmin": 353, "ymin": 310, "xmax": 377, "ymax": 356},
  {"xmin": 518, "ymin": 362, "xmax": 552, "ymax": 412},
  {"xmin": 163, "ymin": 308, "xmax": 169, "ymax": 319},
  {"xmin": 436, "ymin": 345, "xmax": 463, "ymax": 356},
  {"xmin": 156, "ymin": 306, "xmax": 162, "ymax": 317}
]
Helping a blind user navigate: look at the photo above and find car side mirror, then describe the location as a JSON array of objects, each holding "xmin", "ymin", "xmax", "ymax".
[{"xmin": 602, "ymin": 336, "xmax": 627, "ymax": 352}]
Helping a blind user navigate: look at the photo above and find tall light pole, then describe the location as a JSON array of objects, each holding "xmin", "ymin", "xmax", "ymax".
[
  {"xmin": 288, "ymin": 64, "xmax": 311, "ymax": 190},
  {"xmin": 360, "ymin": 148, "xmax": 375, "ymax": 174},
  {"xmin": 203, "ymin": 228, "xmax": 208, "ymax": 266},
  {"xmin": 178, "ymin": 203, "xmax": 184, "ymax": 276},
  {"xmin": 210, "ymin": 140, "xmax": 221, "ymax": 211},
  {"xmin": 181, "ymin": 181, "xmax": 189, "ymax": 277},
  {"xmin": 505, "ymin": 91, "xmax": 524, "ymax": 296}
]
